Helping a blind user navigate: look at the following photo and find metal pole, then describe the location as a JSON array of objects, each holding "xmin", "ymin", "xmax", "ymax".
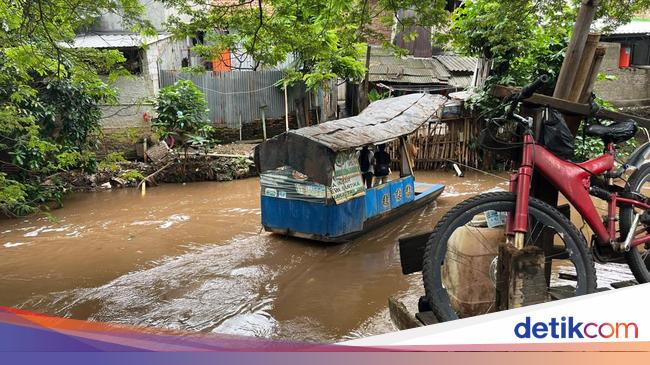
[
  {"xmin": 260, "ymin": 106, "xmax": 267, "ymax": 141},
  {"xmin": 284, "ymin": 81, "xmax": 289, "ymax": 132}
]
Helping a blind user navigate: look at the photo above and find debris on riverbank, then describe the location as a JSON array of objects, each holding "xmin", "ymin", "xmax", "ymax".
[{"xmin": 61, "ymin": 143, "xmax": 257, "ymax": 191}]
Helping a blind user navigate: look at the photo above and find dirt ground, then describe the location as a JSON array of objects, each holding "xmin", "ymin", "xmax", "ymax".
[{"xmin": 211, "ymin": 143, "xmax": 257, "ymax": 156}]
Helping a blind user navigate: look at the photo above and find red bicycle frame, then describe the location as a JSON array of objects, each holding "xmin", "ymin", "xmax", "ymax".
[{"xmin": 508, "ymin": 134, "xmax": 650, "ymax": 249}]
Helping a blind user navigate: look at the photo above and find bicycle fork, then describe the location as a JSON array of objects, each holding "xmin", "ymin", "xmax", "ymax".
[{"xmin": 506, "ymin": 135, "xmax": 535, "ymax": 249}]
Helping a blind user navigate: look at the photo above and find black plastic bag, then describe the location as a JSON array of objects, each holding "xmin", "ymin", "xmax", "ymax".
[{"xmin": 541, "ymin": 108, "xmax": 574, "ymax": 161}]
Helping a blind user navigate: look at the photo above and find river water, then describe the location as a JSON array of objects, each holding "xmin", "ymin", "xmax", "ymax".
[{"xmin": 0, "ymin": 171, "xmax": 634, "ymax": 342}]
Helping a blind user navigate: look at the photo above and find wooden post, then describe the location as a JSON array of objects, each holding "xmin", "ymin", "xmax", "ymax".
[
  {"xmin": 239, "ymin": 113, "xmax": 243, "ymax": 141},
  {"xmin": 143, "ymin": 138, "xmax": 148, "ymax": 163},
  {"xmin": 553, "ymin": 0, "xmax": 600, "ymax": 102},
  {"xmin": 496, "ymin": 244, "xmax": 549, "ymax": 310},
  {"xmin": 579, "ymin": 46, "xmax": 607, "ymax": 103},
  {"xmin": 563, "ymin": 33, "xmax": 601, "ymax": 135},
  {"xmin": 360, "ymin": 45, "xmax": 372, "ymax": 111},
  {"xmin": 568, "ymin": 33, "xmax": 601, "ymax": 102}
]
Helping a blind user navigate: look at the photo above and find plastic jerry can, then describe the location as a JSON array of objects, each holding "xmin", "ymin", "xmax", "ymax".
[
  {"xmin": 442, "ymin": 216, "xmax": 504, "ymax": 317},
  {"xmin": 620, "ymin": 46, "xmax": 631, "ymax": 68}
]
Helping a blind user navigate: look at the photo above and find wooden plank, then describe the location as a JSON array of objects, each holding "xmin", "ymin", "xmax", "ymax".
[
  {"xmin": 416, "ymin": 311, "xmax": 439, "ymax": 326},
  {"xmin": 549, "ymin": 285, "xmax": 577, "ymax": 301},
  {"xmin": 491, "ymin": 85, "xmax": 650, "ymax": 127},
  {"xmin": 554, "ymin": 0, "xmax": 600, "ymax": 100},
  {"xmin": 496, "ymin": 244, "xmax": 549, "ymax": 310},
  {"xmin": 611, "ymin": 280, "xmax": 639, "ymax": 289},
  {"xmin": 568, "ymin": 33, "xmax": 601, "ymax": 102}
]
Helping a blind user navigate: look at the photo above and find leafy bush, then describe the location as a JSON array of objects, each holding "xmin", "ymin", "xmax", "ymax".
[
  {"xmin": 368, "ymin": 89, "xmax": 389, "ymax": 103},
  {"xmin": 152, "ymin": 80, "xmax": 215, "ymax": 152},
  {"xmin": 98, "ymin": 152, "xmax": 128, "ymax": 172},
  {"xmin": 119, "ymin": 170, "xmax": 145, "ymax": 182},
  {"xmin": 0, "ymin": 59, "xmax": 113, "ymax": 216},
  {"xmin": 0, "ymin": 0, "xmax": 149, "ymax": 216}
]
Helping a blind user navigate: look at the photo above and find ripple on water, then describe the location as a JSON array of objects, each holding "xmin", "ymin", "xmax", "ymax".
[
  {"xmin": 130, "ymin": 214, "xmax": 191, "ymax": 229},
  {"xmin": 19, "ymin": 235, "xmax": 277, "ymax": 335},
  {"xmin": 3, "ymin": 242, "xmax": 29, "ymax": 248}
]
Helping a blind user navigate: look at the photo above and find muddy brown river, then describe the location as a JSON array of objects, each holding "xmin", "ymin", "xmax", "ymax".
[{"xmin": 0, "ymin": 171, "xmax": 634, "ymax": 342}]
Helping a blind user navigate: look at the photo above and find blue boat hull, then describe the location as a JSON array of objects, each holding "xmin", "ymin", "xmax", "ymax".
[{"xmin": 261, "ymin": 176, "xmax": 444, "ymax": 243}]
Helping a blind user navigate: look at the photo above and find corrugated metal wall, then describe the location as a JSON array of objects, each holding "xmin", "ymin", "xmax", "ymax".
[{"xmin": 159, "ymin": 70, "xmax": 336, "ymax": 128}]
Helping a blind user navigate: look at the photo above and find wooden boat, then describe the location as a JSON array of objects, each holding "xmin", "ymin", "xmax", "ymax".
[{"xmin": 254, "ymin": 93, "xmax": 447, "ymax": 243}]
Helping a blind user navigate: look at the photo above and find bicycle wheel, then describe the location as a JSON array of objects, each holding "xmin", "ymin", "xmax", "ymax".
[
  {"xmin": 422, "ymin": 192, "xmax": 597, "ymax": 322},
  {"xmin": 620, "ymin": 163, "xmax": 650, "ymax": 283}
]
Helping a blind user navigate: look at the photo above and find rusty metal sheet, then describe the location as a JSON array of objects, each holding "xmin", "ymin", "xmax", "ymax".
[
  {"xmin": 255, "ymin": 93, "xmax": 448, "ymax": 185},
  {"xmin": 434, "ymin": 55, "xmax": 478, "ymax": 73},
  {"xmin": 292, "ymin": 93, "xmax": 447, "ymax": 151}
]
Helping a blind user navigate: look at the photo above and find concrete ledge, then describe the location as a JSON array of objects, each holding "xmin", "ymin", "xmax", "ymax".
[{"xmin": 611, "ymin": 99, "xmax": 650, "ymax": 108}]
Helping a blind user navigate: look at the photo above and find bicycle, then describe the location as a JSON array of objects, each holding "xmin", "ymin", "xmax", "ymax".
[{"xmin": 422, "ymin": 76, "xmax": 649, "ymax": 322}]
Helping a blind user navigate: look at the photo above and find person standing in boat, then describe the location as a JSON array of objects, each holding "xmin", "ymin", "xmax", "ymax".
[
  {"xmin": 358, "ymin": 145, "xmax": 374, "ymax": 189},
  {"xmin": 373, "ymin": 144, "xmax": 391, "ymax": 186}
]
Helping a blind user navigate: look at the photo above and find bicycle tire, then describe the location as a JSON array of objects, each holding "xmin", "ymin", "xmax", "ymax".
[
  {"xmin": 620, "ymin": 163, "xmax": 650, "ymax": 283},
  {"xmin": 422, "ymin": 192, "xmax": 597, "ymax": 322}
]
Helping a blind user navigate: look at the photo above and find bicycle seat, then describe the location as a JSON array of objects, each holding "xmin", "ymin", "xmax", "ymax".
[{"xmin": 585, "ymin": 120, "xmax": 638, "ymax": 144}]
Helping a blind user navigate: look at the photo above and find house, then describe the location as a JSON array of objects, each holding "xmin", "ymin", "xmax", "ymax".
[
  {"xmin": 69, "ymin": 1, "xmax": 198, "ymax": 130},
  {"xmin": 595, "ymin": 20, "xmax": 650, "ymax": 106},
  {"xmin": 367, "ymin": 46, "xmax": 477, "ymax": 94}
]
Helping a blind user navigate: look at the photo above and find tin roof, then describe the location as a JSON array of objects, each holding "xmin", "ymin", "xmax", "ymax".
[
  {"xmin": 449, "ymin": 75, "xmax": 474, "ymax": 88},
  {"xmin": 433, "ymin": 55, "xmax": 478, "ymax": 73},
  {"xmin": 291, "ymin": 93, "xmax": 447, "ymax": 151},
  {"xmin": 368, "ymin": 46, "xmax": 451, "ymax": 85},
  {"xmin": 367, "ymin": 46, "xmax": 476, "ymax": 87},
  {"xmin": 611, "ymin": 20, "xmax": 650, "ymax": 35},
  {"xmin": 67, "ymin": 33, "xmax": 173, "ymax": 48},
  {"xmin": 255, "ymin": 93, "xmax": 447, "ymax": 185}
]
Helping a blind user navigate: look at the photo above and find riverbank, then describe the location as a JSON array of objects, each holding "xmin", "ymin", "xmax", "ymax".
[{"xmin": 61, "ymin": 143, "xmax": 257, "ymax": 192}]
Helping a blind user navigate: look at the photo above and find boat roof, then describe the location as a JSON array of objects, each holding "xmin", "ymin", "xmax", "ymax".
[
  {"xmin": 255, "ymin": 93, "xmax": 447, "ymax": 186},
  {"xmin": 291, "ymin": 93, "xmax": 446, "ymax": 151}
]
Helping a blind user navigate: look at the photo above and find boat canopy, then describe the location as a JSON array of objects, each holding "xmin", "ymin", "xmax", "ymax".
[{"xmin": 254, "ymin": 93, "xmax": 447, "ymax": 186}]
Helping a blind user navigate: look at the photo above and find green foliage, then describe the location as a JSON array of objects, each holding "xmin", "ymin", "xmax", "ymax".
[
  {"xmin": 119, "ymin": 170, "xmax": 145, "ymax": 183},
  {"xmin": 449, "ymin": 0, "xmax": 650, "ymax": 102},
  {"xmin": 152, "ymin": 80, "xmax": 216, "ymax": 151},
  {"xmin": 448, "ymin": 0, "xmax": 647, "ymax": 160},
  {"xmin": 98, "ymin": 152, "xmax": 128, "ymax": 172},
  {"xmin": 0, "ymin": 173, "xmax": 29, "ymax": 216},
  {"xmin": 575, "ymin": 98, "xmax": 638, "ymax": 162},
  {"xmin": 0, "ymin": 0, "xmax": 151, "ymax": 216},
  {"xmin": 0, "ymin": 0, "xmax": 152, "ymax": 215},
  {"xmin": 447, "ymin": 0, "xmax": 574, "ymax": 107},
  {"xmin": 368, "ymin": 89, "xmax": 390, "ymax": 102},
  {"xmin": 163, "ymin": 0, "xmax": 449, "ymax": 89}
]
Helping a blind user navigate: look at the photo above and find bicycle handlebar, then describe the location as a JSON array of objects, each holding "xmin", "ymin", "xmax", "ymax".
[{"xmin": 515, "ymin": 74, "xmax": 550, "ymax": 101}]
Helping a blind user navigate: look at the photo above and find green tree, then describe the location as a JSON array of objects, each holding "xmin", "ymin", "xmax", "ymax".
[
  {"xmin": 448, "ymin": 0, "xmax": 650, "ymax": 88},
  {"xmin": 163, "ymin": 0, "xmax": 450, "ymax": 89},
  {"xmin": 448, "ymin": 0, "xmax": 650, "ymax": 161},
  {"xmin": 0, "ymin": 0, "xmax": 150, "ymax": 216},
  {"xmin": 152, "ymin": 80, "xmax": 215, "ymax": 153}
]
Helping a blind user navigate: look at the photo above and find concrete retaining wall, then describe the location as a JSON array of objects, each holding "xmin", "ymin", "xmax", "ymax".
[{"xmin": 594, "ymin": 42, "xmax": 650, "ymax": 105}]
